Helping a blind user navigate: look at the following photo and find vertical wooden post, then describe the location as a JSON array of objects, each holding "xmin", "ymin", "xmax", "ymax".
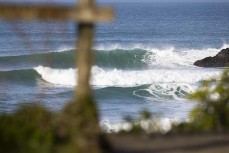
[
  {"xmin": 73, "ymin": 1, "xmax": 102, "ymax": 153},
  {"xmin": 76, "ymin": 23, "xmax": 94, "ymax": 101},
  {"xmin": 76, "ymin": 0, "xmax": 95, "ymax": 101}
]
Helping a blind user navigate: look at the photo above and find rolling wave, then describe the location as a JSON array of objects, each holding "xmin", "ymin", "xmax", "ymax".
[
  {"xmin": 0, "ymin": 48, "xmax": 149, "ymax": 70},
  {"xmin": 1, "ymin": 43, "xmax": 228, "ymax": 71},
  {"xmin": 0, "ymin": 69, "xmax": 38, "ymax": 84},
  {"xmin": 95, "ymin": 49, "xmax": 149, "ymax": 69},
  {"xmin": 0, "ymin": 50, "xmax": 75, "ymax": 71}
]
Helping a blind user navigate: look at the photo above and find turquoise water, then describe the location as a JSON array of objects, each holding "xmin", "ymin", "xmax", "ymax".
[{"xmin": 0, "ymin": 3, "xmax": 229, "ymax": 128}]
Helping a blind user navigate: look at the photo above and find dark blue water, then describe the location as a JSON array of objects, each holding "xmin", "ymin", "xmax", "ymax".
[
  {"xmin": 0, "ymin": 3, "xmax": 229, "ymax": 130},
  {"xmin": 97, "ymin": 3, "xmax": 229, "ymax": 48}
]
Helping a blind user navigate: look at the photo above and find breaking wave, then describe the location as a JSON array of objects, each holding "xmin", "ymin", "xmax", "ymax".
[
  {"xmin": 1, "ymin": 43, "xmax": 228, "ymax": 71},
  {"xmin": 34, "ymin": 65, "xmax": 221, "ymax": 87}
]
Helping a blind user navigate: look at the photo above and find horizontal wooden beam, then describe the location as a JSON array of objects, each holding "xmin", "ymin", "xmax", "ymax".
[{"xmin": 0, "ymin": 3, "xmax": 114, "ymax": 23}]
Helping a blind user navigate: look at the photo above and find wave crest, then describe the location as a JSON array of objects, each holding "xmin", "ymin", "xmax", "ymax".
[
  {"xmin": 34, "ymin": 66, "xmax": 221, "ymax": 87},
  {"xmin": 1, "ymin": 43, "xmax": 229, "ymax": 71},
  {"xmin": 34, "ymin": 66, "xmax": 76, "ymax": 86}
]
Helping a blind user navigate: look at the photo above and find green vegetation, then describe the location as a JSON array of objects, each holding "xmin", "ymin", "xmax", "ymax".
[
  {"xmin": 120, "ymin": 109, "xmax": 165, "ymax": 134},
  {"xmin": 0, "ymin": 98, "xmax": 108, "ymax": 153},
  {"xmin": 0, "ymin": 105, "xmax": 53, "ymax": 153},
  {"xmin": 172, "ymin": 68, "xmax": 229, "ymax": 132}
]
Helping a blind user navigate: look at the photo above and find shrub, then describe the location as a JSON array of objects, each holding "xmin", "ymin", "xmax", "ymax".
[
  {"xmin": 0, "ymin": 105, "xmax": 53, "ymax": 153},
  {"xmin": 173, "ymin": 68, "xmax": 229, "ymax": 132}
]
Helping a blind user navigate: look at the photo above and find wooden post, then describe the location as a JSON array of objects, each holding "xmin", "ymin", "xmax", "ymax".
[
  {"xmin": 74, "ymin": 1, "xmax": 100, "ymax": 152},
  {"xmin": 76, "ymin": 23, "xmax": 94, "ymax": 101}
]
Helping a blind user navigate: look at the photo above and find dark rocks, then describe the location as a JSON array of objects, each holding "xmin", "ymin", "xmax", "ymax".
[{"xmin": 194, "ymin": 48, "xmax": 229, "ymax": 67}]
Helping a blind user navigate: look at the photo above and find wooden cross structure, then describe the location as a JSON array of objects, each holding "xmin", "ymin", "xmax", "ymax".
[{"xmin": 0, "ymin": 1, "xmax": 114, "ymax": 152}]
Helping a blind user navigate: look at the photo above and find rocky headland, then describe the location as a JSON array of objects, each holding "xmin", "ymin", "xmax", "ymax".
[{"xmin": 194, "ymin": 48, "xmax": 229, "ymax": 67}]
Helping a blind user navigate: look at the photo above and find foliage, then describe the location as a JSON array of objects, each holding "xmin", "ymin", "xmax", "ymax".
[
  {"xmin": 53, "ymin": 98, "xmax": 103, "ymax": 153},
  {"xmin": 0, "ymin": 98, "xmax": 107, "ymax": 153},
  {"xmin": 172, "ymin": 68, "xmax": 229, "ymax": 132},
  {"xmin": 120, "ymin": 109, "xmax": 165, "ymax": 134},
  {"xmin": 0, "ymin": 105, "xmax": 53, "ymax": 153}
]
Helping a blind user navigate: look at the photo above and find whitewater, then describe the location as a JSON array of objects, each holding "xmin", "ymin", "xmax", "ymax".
[{"xmin": 34, "ymin": 44, "xmax": 226, "ymax": 87}]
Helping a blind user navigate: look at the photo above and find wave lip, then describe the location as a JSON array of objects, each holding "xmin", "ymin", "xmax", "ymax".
[{"xmin": 34, "ymin": 66, "xmax": 76, "ymax": 86}]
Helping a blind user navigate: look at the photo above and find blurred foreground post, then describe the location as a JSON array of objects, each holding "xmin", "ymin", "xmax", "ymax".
[
  {"xmin": 0, "ymin": 1, "xmax": 114, "ymax": 153},
  {"xmin": 73, "ymin": 1, "xmax": 113, "ymax": 153}
]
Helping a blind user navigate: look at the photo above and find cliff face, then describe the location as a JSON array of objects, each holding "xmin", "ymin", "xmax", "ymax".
[{"xmin": 194, "ymin": 48, "xmax": 229, "ymax": 67}]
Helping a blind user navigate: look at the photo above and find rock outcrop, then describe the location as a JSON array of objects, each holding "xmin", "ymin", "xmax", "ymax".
[{"xmin": 194, "ymin": 48, "xmax": 229, "ymax": 67}]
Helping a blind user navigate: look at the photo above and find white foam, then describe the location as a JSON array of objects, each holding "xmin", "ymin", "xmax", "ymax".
[
  {"xmin": 100, "ymin": 117, "xmax": 180, "ymax": 133},
  {"xmin": 34, "ymin": 66, "xmax": 221, "ymax": 87},
  {"xmin": 95, "ymin": 43, "xmax": 229, "ymax": 68},
  {"xmin": 92, "ymin": 66, "xmax": 221, "ymax": 87},
  {"xmin": 146, "ymin": 45, "xmax": 229, "ymax": 68},
  {"xmin": 34, "ymin": 66, "xmax": 76, "ymax": 86},
  {"xmin": 133, "ymin": 83, "xmax": 195, "ymax": 100}
]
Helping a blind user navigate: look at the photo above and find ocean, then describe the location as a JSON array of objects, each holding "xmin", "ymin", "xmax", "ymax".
[{"xmin": 0, "ymin": 2, "xmax": 229, "ymax": 131}]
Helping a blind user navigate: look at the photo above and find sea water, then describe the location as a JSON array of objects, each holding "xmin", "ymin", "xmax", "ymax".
[{"xmin": 0, "ymin": 3, "xmax": 229, "ymax": 131}]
